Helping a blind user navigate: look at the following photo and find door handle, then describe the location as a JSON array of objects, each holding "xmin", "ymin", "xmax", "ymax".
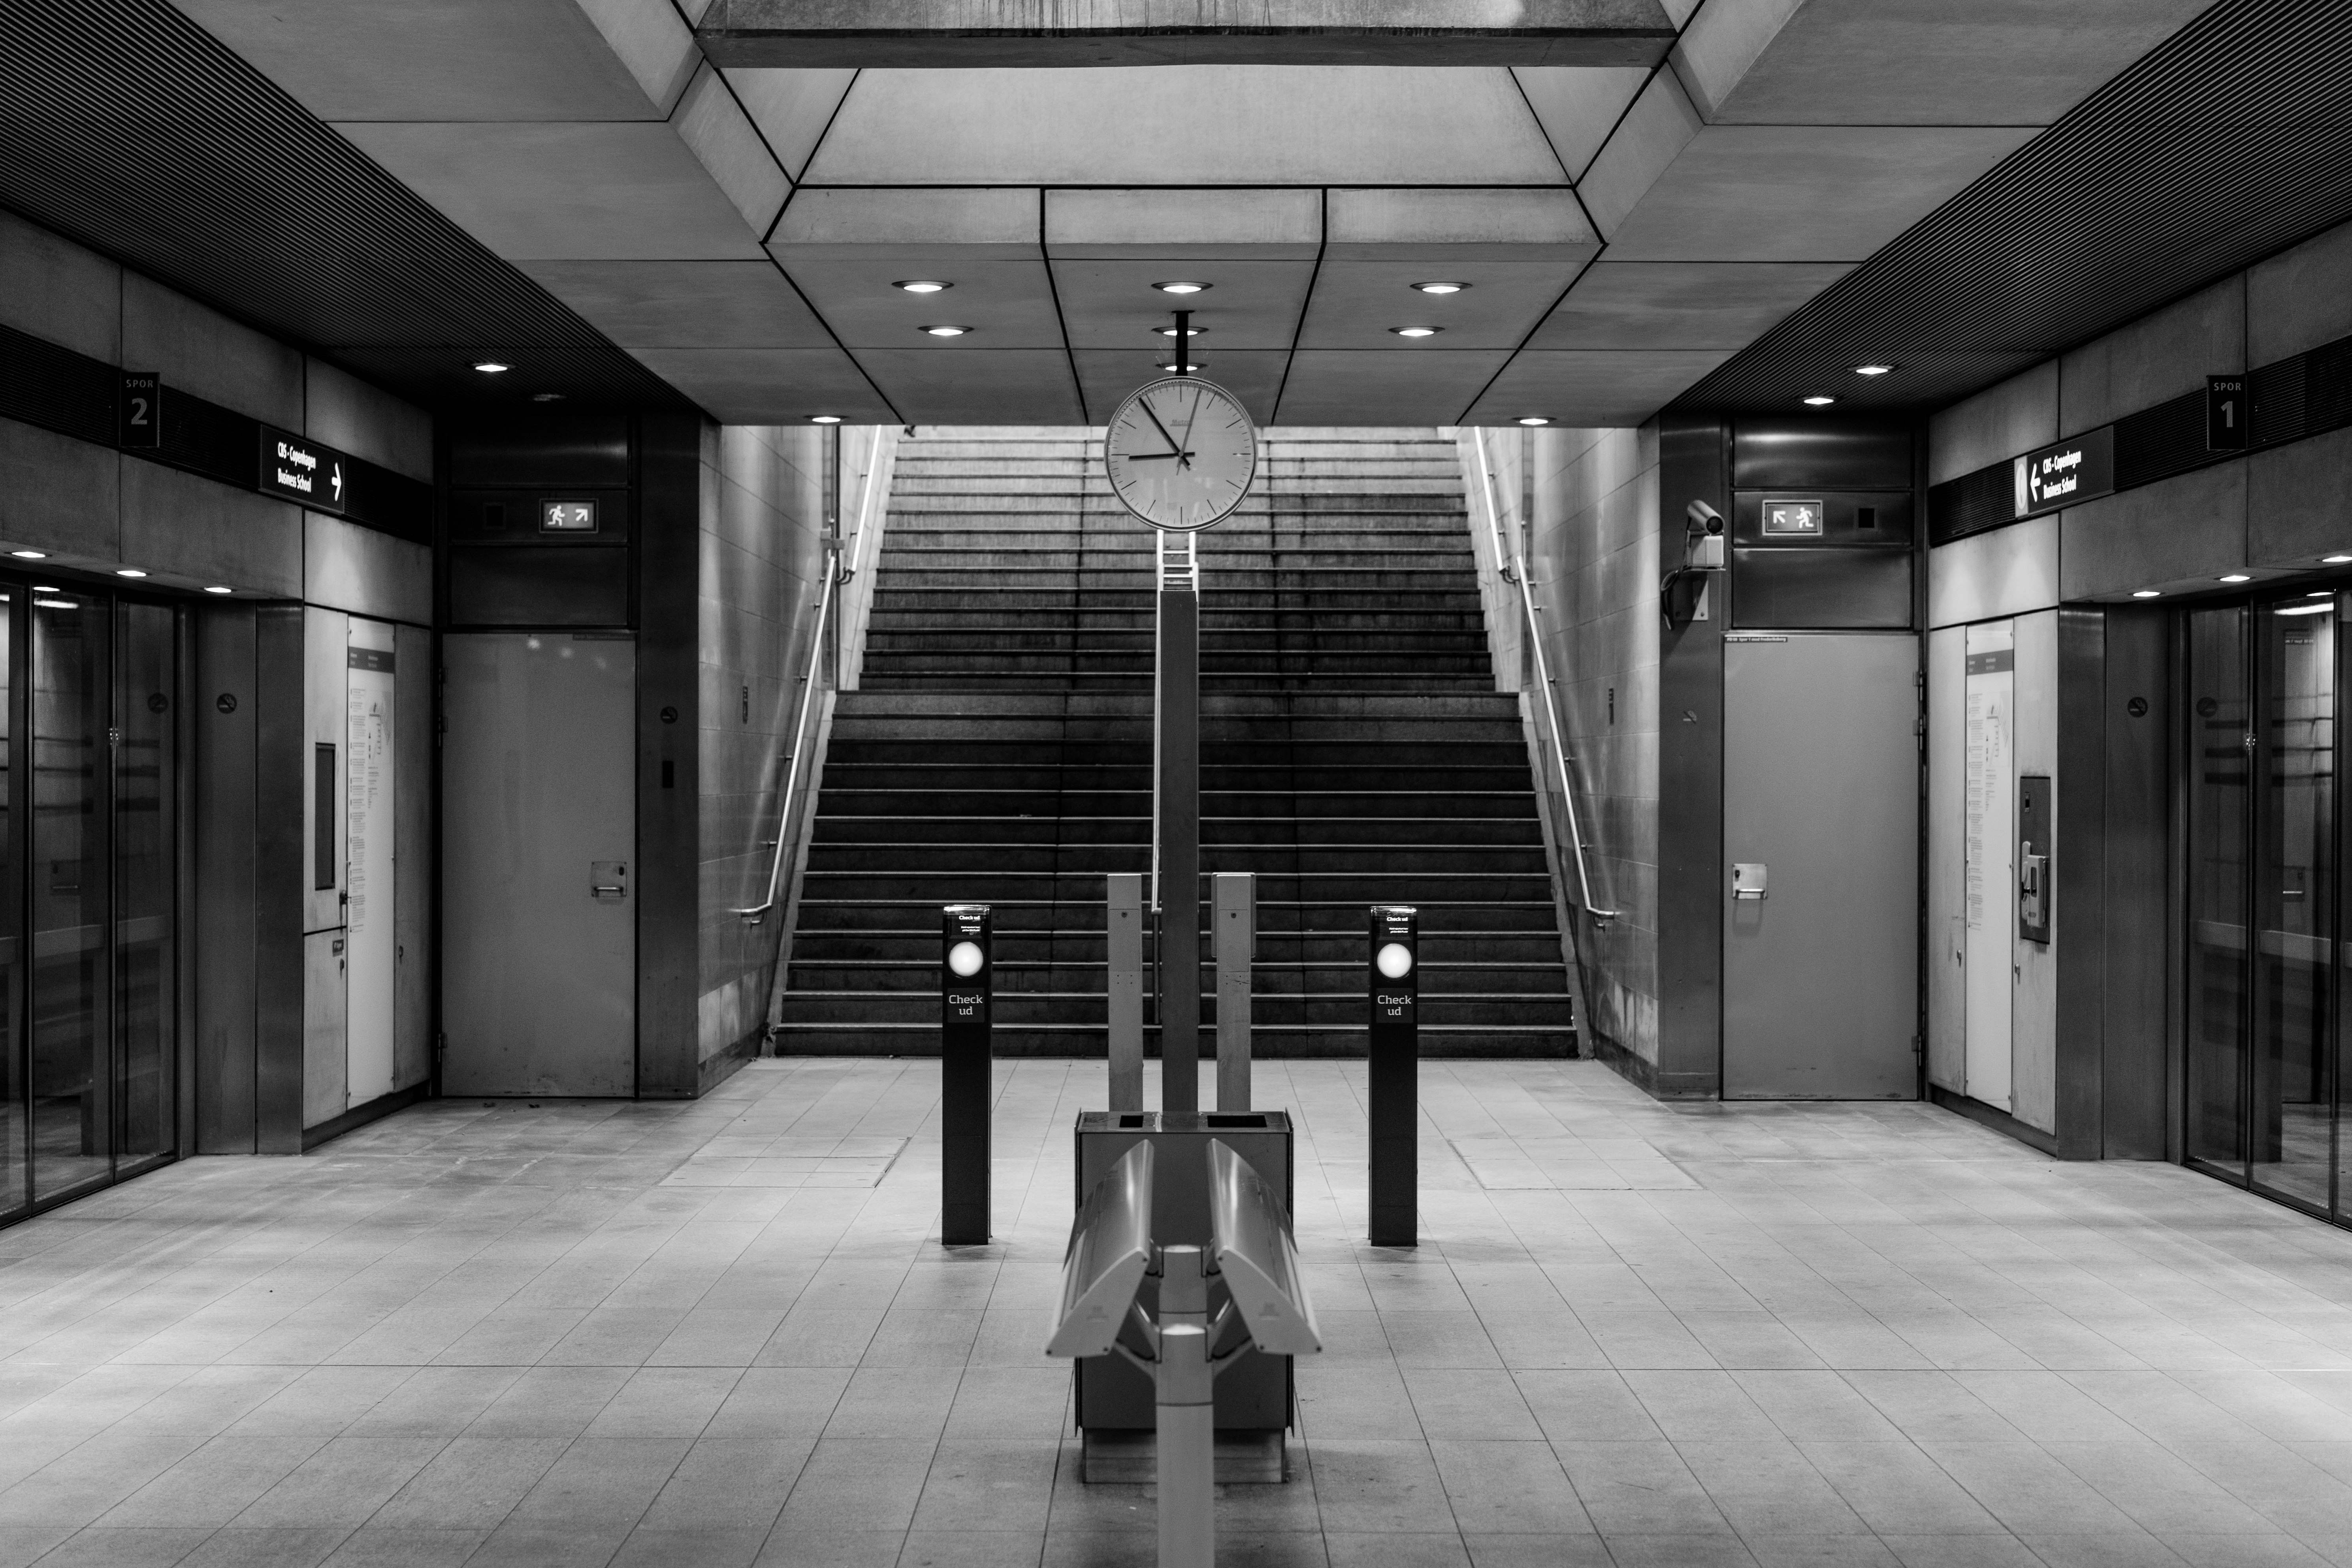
[{"xmin": 591, "ymin": 860, "xmax": 628, "ymax": 900}]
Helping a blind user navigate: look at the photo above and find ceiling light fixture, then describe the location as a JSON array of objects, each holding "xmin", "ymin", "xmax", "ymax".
[
  {"xmin": 810, "ymin": 415, "xmax": 843, "ymax": 425},
  {"xmin": 32, "ymin": 586, "xmax": 57, "ymax": 593},
  {"xmin": 531, "ymin": 392, "xmax": 564, "ymax": 403},
  {"xmin": 1153, "ymin": 282, "xmax": 1210, "ymax": 294},
  {"xmin": 115, "ymin": 568, "xmax": 147, "ymax": 578},
  {"xmin": 921, "ymin": 325, "xmax": 972, "ymax": 337},
  {"xmin": 204, "ymin": 585, "xmax": 234, "ymax": 595},
  {"xmin": 2310, "ymin": 590, "xmax": 2333, "ymax": 597},
  {"xmin": 1156, "ymin": 362, "xmax": 1205, "ymax": 373},
  {"xmin": 1853, "ymin": 364, "xmax": 1896, "ymax": 376},
  {"xmin": 471, "ymin": 360, "xmax": 510, "ymax": 374},
  {"xmin": 1802, "ymin": 395, "xmax": 1837, "ymax": 406},
  {"xmin": 2219, "ymin": 573, "xmax": 2252, "ymax": 583},
  {"xmin": 2328, "ymin": 554, "xmax": 2352, "ymax": 565},
  {"xmin": 1154, "ymin": 325, "xmax": 1208, "ymax": 337},
  {"xmin": 1392, "ymin": 327, "xmax": 1441, "ymax": 338},
  {"xmin": 2280, "ymin": 602, "xmax": 2334, "ymax": 616},
  {"xmin": 2131, "ymin": 590, "xmax": 2162, "ymax": 599},
  {"xmin": 1518, "ymin": 417, "xmax": 1552, "ymax": 427},
  {"xmin": 8, "ymin": 550, "xmax": 43, "ymax": 559},
  {"xmin": 895, "ymin": 280, "xmax": 951, "ymax": 294},
  {"xmin": 1412, "ymin": 282, "xmax": 1469, "ymax": 295}
]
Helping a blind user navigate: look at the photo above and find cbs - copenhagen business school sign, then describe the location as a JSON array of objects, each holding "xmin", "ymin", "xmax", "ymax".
[
  {"xmin": 258, "ymin": 426, "xmax": 349, "ymax": 515},
  {"xmin": 2012, "ymin": 427, "xmax": 2114, "ymax": 521}
]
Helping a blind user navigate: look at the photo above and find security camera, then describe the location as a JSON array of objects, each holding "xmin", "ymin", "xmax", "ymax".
[{"xmin": 1685, "ymin": 499, "xmax": 1725, "ymax": 535}]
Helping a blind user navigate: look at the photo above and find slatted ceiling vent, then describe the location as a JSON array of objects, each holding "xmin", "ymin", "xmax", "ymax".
[
  {"xmin": 1679, "ymin": 0, "xmax": 2352, "ymax": 417},
  {"xmin": 0, "ymin": 0, "xmax": 685, "ymax": 413}
]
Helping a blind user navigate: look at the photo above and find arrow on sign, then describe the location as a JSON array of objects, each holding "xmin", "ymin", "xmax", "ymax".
[{"xmin": 331, "ymin": 462, "xmax": 345, "ymax": 503}]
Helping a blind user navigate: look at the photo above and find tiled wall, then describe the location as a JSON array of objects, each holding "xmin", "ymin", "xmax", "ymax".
[
  {"xmin": 694, "ymin": 424, "xmax": 831, "ymax": 1068},
  {"xmin": 1523, "ymin": 425, "xmax": 1663, "ymax": 1071}
]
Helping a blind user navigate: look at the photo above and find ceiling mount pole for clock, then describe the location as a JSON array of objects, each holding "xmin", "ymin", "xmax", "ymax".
[{"xmin": 1172, "ymin": 311, "xmax": 1192, "ymax": 376}]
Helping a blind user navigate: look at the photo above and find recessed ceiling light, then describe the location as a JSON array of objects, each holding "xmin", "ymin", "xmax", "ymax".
[
  {"xmin": 1853, "ymin": 364, "xmax": 1896, "ymax": 376},
  {"xmin": 2309, "ymin": 590, "xmax": 2332, "ymax": 597},
  {"xmin": 31, "ymin": 586, "xmax": 57, "ymax": 593},
  {"xmin": 2327, "ymin": 554, "xmax": 2352, "ymax": 565},
  {"xmin": 1156, "ymin": 363, "xmax": 1205, "ymax": 373},
  {"xmin": 921, "ymin": 325, "xmax": 972, "ymax": 337},
  {"xmin": 1153, "ymin": 282, "xmax": 1210, "ymax": 294},
  {"xmin": 1392, "ymin": 327, "xmax": 1441, "ymax": 338},
  {"xmin": 810, "ymin": 415, "xmax": 843, "ymax": 425},
  {"xmin": 1412, "ymin": 282, "xmax": 1469, "ymax": 295},
  {"xmin": 115, "ymin": 568, "xmax": 147, "ymax": 578},
  {"xmin": 472, "ymin": 360, "xmax": 510, "ymax": 374},
  {"xmin": 2131, "ymin": 590, "xmax": 2162, "ymax": 599},
  {"xmin": 1517, "ymin": 416, "xmax": 1552, "ymax": 427},
  {"xmin": 1153, "ymin": 325, "xmax": 1209, "ymax": 337},
  {"xmin": 2219, "ymin": 574, "xmax": 2252, "ymax": 583},
  {"xmin": 1802, "ymin": 395, "xmax": 1837, "ymax": 406},
  {"xmin": 204, "ymin": 585, "xmax": 234, "ymax": 595},
  {"xmin": 531, "ymin": 392, "xmax": 564, "ymax": 403},
  {"xmin": 8, "ymin": 550, "xmax": 43, "ymax": 559},
  {"xmin": 2280, "ymin": 602, "xmax": 2334, "ymax": 616},
  {"xmin": 895, "ymin": 280, "xmax": 951, "ymax": 294}
]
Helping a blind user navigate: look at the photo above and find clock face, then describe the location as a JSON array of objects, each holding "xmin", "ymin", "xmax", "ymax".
[{"xmin": 1104, "ymin": 378, "xmax": 1257, "ymax": 532}]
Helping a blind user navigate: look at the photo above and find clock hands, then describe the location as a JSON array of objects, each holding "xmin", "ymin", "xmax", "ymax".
[
  {"xmin": 1175, "ymin": 386, "xmax": 1203, "ymax": 472},
  {"xmin": 1138, "ymin": 399, "xmax": 1188, "ymax": 468},
  {"xmin": 1127, "ymin": 451, "xmax": 1193, "ymax": 461}
]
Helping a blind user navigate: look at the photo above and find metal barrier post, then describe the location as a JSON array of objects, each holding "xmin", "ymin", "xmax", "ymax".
[
  {"xmin": 1213, "ymin": 872, "xmax": 1253, "ymax": 1111},
  {"xmin": 1108, "ymin": 872, "xmax": 1145, "ymax": 1113},
  {"xmin": 1367, "ymin": 905, "xmax": 1418, "ymax": 1247},
  {"xmin": 1156, "ymin": 1246, "xmax": 1214, "ymax": 1568},
  {"xmin": 942, "ymin": 904, "xmax": 992, "ymax": 1244}
]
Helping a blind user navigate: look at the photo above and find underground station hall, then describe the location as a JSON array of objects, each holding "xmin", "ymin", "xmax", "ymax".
[{"xmin": 10, "ymin": 2, "xmax": 2352, "ymax": 1565}]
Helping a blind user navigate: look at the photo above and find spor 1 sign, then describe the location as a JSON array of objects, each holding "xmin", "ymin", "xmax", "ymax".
[{"xmin": 2011, "ymin": 426, "xmax": 2113, "ymax": 520}]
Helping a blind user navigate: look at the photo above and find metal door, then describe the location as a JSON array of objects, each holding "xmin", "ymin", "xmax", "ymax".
[
  {"xmin": 442, "ymin": 633, "xmax": 635, "ymax": 1096},
  {"xmin": 1723, "ymin": 633, "xmax": 1919, "ymax": 1098}
]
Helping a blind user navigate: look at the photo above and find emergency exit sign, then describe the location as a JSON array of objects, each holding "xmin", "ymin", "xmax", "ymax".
[{"xmin": 540, "ymin": 498, "xmax": 599, "ymax": 533}]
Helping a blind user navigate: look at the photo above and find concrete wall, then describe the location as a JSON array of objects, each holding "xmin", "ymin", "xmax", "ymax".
[
  {"xmin": 694, "ymin": 423, "xmax": 832, "ymax": 1075},
  {"xmin": 1522, "ymin": 424, "xmax": 1664, "ymax": 1077},
  {"xmin": 0, "ymin": 204, "xmax": 434, "ymax": 1150}
]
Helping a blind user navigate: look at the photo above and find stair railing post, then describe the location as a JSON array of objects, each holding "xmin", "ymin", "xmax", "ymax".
[{"xmin": 1156, "ymin": 531, "xmax": 1201, "ymax": 1116}]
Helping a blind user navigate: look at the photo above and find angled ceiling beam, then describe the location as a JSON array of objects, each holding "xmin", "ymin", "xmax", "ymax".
[{"xmin": 697, "ymin": 0, "xmax": 1678, "ymax": 68}]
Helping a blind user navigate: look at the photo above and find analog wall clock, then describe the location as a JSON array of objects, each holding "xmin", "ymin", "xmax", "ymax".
[{"xmin": 1104, "ymin": 377, "xmax": 1257, "ymax": 532}]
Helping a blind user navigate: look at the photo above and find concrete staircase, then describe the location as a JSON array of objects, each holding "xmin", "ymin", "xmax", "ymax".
[{"xmin": 775, "ymin": 426, "xmax": 1574, "ymax": 1057}]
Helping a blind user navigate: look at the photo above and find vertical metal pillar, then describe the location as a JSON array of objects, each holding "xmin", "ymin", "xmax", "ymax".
[
  {"xmin": 1107, "ymin": 872, "xmax": 1144, "ymax": 1112},
  {"xmin": 941, "ymin": 904, "xmax": 992, "ymax": 1244},
  {"xmin": 1156, "ymin": 1245, "xmax": 1214, "ymax": 1568},
  {"xmin": 1157, "ymin": 534, "xmax": 1201, "ymax": 1116},
  {"xmin": 1367, "ymin": 904, "xmax": 1418, "ymax": 1246},
  {"xmin": 1214, "ymin": 872, "xmax": 1253, "ymax": 1111}
]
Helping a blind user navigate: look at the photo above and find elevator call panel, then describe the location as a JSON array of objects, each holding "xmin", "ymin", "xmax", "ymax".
[{"xmin": 2018, "ymin": 776, "xmax": 2051, "ymax": 944}]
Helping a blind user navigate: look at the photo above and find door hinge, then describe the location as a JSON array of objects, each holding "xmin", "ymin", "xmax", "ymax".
[{"xmin": 1913, "ymin": 1034, "xmax": 1924, "ymax": 1061}]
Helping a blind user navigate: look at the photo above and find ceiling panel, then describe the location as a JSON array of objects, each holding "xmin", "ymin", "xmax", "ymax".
[
  {"xmin": 519, "ymin": 260, "xmax": 834, "ymax": 348},
  {"xmin": 1274, "ymin": 349, "xmax": 1511, "ymax": 424},
  {"xmin": 341, "ymin": 122, "xmax": 769, "ymax": 261},
  {"xmin": 1297, "ymin": 260, "xmax": 1581, "ymax": 351},
  {"xmin": 798, "ymin": 68, "xmax": 1567, "ymax": 187},
  {"xmin": 1463, "ymin": 349, "xmax": 1732, "ymax": 425},
  {"xmin": 779, "ymin": 254, "xmax": 1065, "ymax": 350},
  {"xmin": 1512, "ymin": 66, "xmax": 1654, "ymax": 180},
  {"xmin": 1681, "ymin": 0, "xmax": 2352, "ymax": 415},
  {"xmin": 1073, "ymin": 351, "xmax": 1289, "ymax": 427},
  {"xmin": 1527, "ymin": 262, "xmax": 1854, "ymax": 350},
  {"xmin": 627, "ymin": 346, "xmax": 897, "ymax": 423},
  {"xmin": 1045, "ymin": 189, "xmax": 1322, "ymax": 260},
  {"xmin": 1051, "ymin": 260, "xmax": 1313, "ymax": 352},
  {"xmin": 854, "ymin": 348, "xmax": 1084, "ymax": 424},
  {"xmin": 721, "ymin": 67, "xmax": 861, "ymax": 181}
]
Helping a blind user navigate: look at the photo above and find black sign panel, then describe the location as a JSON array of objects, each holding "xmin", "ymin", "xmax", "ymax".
[
  {"xmin": 2013, "ymin": 426, "xmax": 2114, "ymax": 519},
  {"xmin": 258, "ymin": 426, "xmax": 348, "ymax": 514},
  {"xmin": 2207, "ymin": 374, "xmax": 2248, "ymax": 451},
  {"xmin": 1367, "ymin": 904, "xmax": 1418, "ymax": 1248},
  {"xmin": 118, "ymin": 373, "xmax": 160, "ymax": 449},
  {"xmin": 940, "ymin": 904, "xmax": 992, "ymax": 1245},
  {"xmin": 540, "ymin": 498, "xmax": 599, "ymax": 533}
]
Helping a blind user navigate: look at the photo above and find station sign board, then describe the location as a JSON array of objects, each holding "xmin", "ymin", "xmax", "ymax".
[
  {"xmin": 2011, "ymin": 426, "xmax": 2113, "ymax": 520},
  {"xmin": 258, "ymin": 426, "xmax": 348, "ymax": 514}
]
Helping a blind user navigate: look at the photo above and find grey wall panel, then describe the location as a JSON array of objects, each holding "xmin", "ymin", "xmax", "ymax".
[
  {"xmin": 1927, "ymin": 362, "xmax": 2057, "ymax": 486},
  {"xmin": 120, "ymin": 462, "xmax": 303, "ymax": 596},
  {"xmin": 0, "ymin": 207, "xmax": 121, "ymax": 362},
  {"xmin": 393, "ymin": 621, "xmax": 431, "ymax": 1093},
  {"xmin": 120, "ymin": 269, "xmax": 303, "ymax": 430},
  {"xmin": 305, "ymin": 513, "xmax": 431, "ymax": 626},
  {"xmin": 1927, "ymin": 516, "xmax": 2058, "ymax": 629},
  {"xmin": 303, "ymin": 357, "xmax": 433, "ymax": 484},
  {"xmin": 1655, "ymin": 415, "xmax": 1725, "ymax": 1097},
  {"xmin": 2054, "ymin": 607, "xmax": 2108, "ymax": 1160},
  {"xmin": 0, "ymin": 418, "xmax": 119, "ymax": 560},
  {"xmin": 2100, "ymin": 607, "xmax": 2170, "ymax": 1157},
  {"xmin": 303, "ymin": 928, "xmax": 346, "ymax": 1128},
  {"xmin": 1925, "ymin": 624, "xmax": 1966, "ymax": 1092},
  {"xmin": 193, "ymin": 605, "xmax": 258, "ymax": 1153},
  {"xmin": 2058, "ymin": 461, "xmax": 2247, "ymax": 601},
  {"xmin": 253, "ymin": 603, "xmax": 307, "ymax": 1153},
  {"xmin": 304, "ymin": 607, "xmax": 348, "ymax": 936},
  {"xmin": 2246, "ymin": 425, "xmax": 2352, "ymax": 570},
  {"xmin": 637, "ymin": 412, "xmax": 702, "ymax": 1097}
]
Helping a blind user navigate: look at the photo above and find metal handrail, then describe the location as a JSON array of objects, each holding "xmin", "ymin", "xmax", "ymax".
[
  {"xmin": 1469, "ymin": 429, "xmax": 1619, "ymax": 926},
  {"xmin": 733, "ymin": 435, "xmax": 888, "ymax": 921}
]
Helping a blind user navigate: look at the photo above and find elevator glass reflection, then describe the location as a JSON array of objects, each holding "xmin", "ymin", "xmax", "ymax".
[
  {"xmin": 2186, "ymin": 594, "xmax": 2346, "ymax": 1224},
  {"xmin": 0, "ymin": 582, "xmax": 181, "ymax": 1221}
]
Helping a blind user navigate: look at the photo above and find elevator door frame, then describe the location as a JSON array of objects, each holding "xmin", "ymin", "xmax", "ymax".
[{"xmin": 2183, "ymin": 592, "xmax": 2345, "ymax": 1227}]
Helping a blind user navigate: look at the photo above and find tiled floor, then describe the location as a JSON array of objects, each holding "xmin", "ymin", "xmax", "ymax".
[{"xmin": 0, "ymin": 1060, "xmax": 2348, "ymax": 1567}]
